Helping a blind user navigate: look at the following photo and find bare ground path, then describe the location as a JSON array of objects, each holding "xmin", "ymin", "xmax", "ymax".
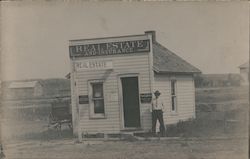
[{"xmin": 3, "ymin": 136, "xmax": 248, "ymax": 159}]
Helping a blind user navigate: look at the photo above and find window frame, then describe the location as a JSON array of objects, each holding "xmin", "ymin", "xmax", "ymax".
[
  {"xmin": 88, "ymin": 79, "xmax": 106, "ymax": 119},
  {"xmin": 170, "ymin": 79, "xmax": 177, "ymax": 113}
]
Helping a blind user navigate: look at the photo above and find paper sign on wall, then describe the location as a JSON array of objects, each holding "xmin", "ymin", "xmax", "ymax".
[{"xmin": 75, "ymin": 60, "xmax": 113, "ymax": 71}]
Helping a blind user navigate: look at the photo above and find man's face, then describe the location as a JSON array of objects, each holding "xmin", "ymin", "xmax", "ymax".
[{"xmin": 154, "ymin": 93, "xmax": 160, "ymax": 98}]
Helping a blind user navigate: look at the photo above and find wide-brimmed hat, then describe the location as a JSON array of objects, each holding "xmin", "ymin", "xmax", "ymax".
[{"xmin": 154, "ymin": 90, "xmax": 161, "ymax": 95}]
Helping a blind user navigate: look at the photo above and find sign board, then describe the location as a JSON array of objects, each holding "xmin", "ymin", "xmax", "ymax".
[
  {"xmin": 69, "ymin": 39, "xmax": 150, "ymax": 58},
  {"xmin": 75, "ymin": 60, "xmax": 113, "ymax": 71},
  {"xmin": 79, "ymin": 95, "xmax": 89, "ymax": 104},
  {"xmin": 140, "ymin": 93, "xmax": 152, "ymax": 103}
]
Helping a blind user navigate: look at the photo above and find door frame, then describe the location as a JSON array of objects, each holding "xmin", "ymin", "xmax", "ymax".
[{"xmin": 118, "ymin": 73, "xmax": 141, "ymax": 130}]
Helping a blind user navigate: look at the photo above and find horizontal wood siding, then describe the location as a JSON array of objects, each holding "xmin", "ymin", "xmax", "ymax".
[
  {"xmin": 72, "ymin": 53, "xmax": 151, "ymax": 134},
  {"xmin": 154, "ymin": 74, "xmax": 195, "ymax": 125}
]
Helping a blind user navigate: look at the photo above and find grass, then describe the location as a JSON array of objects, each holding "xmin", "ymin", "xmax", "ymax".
[
  {"xmin": 195, "ymin": 86, "xmax": 248, "ymax": 103},
  {"xmin": 2, "ymin": 86, "xmax": 249, "ymax": 159},
  {"xmin": 158, "ymin": 86, "xmax": 248, "ymax": 138},
  {"xmin": 2, "ymin": 86, "xmax": 248, "ymax": 142},
  {"xmin": 21, "ymin": 129, "xmax": 74, "ymax": 141},
  {"xmin": 165, "ymin": 118, "xmax": 225, "ymax": 137}
]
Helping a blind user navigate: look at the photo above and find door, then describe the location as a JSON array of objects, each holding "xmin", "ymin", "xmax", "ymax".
[{"xmin": 121, "ymin": 77, "xmax": 141, "ymax": 128}]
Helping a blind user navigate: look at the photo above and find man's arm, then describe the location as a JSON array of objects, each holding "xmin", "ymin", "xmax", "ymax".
[
  {"xmin": 149, "ymin": 102, "xmax": 153, "ymax": 113},
  {"xmin": 161, "ymin": 99, "xmax": 165, "ymax": 112}
]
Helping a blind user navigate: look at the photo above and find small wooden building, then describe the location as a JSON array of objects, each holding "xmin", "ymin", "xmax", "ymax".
[
  {"xmin": 239, "ymin": 62, "xmax": 249, "ymax": 86},
  {"xmin": 69, "ymin": 31, "xmax": 201, "ymax": 135},
  {"xmin": 7, "ymin": 81, "xmax": 43, "ymax": 99}
]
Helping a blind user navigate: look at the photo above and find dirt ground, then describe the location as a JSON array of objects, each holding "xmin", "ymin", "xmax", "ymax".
[
  {"xmin": 1, "ymin": 86, "xmax": 249, "ymax": 159},
  {"xmin": 2, "ymin": 137, "xmax": 248, "ymax": 159}
]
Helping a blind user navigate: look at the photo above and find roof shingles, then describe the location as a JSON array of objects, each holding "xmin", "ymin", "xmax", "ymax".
[
  {"xmin": 153, "ymin": 42, "xmax": 201, "ymax": 74},
  {"xmin": 8, "ymin": 81, "xmax": 39, "ymax": 89},
  {"xmin": 239, "ymin": 62, "xmax": 249, "ymax": 69}
]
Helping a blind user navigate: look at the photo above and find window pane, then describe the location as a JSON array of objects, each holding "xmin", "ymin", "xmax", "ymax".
[
  {"xmin": 171, "ymin": 96, "xmax": 176, "ymax": 111},
  {"xmin": 92, "ymin": 83, "xmax": 103, "ymax": 98},
  {"xmin": 171, "ymin": 80, "xmax": 176, "ymax": 95},
  {"xmin": 94, "ymin": 99, "xmax": 104, "ymax": 114}
]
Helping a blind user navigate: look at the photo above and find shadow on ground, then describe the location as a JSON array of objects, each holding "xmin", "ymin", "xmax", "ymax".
[{"xmin": 19, "ymin": 128, "xmax": 74, "ymax": 141}]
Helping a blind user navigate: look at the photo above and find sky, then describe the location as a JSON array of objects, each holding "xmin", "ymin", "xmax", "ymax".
[{"xmin": 1, "ymin": 1, "xmax": 249, "ymax": 81}]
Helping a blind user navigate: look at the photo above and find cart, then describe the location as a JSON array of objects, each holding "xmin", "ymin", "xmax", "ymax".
[{"xmin": 48, "ymin": 97, "xmax": 72, "ymax": 131}]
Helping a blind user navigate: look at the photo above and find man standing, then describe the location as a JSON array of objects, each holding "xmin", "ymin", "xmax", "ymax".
[{"xmin": 151, "ymin": 90, "xmax": 165, "ymax": 136}]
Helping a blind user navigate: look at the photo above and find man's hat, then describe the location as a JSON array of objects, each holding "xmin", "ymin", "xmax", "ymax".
[{"xmin": 154, "ymin": 90, "xmax": 161, "ymax": 95}]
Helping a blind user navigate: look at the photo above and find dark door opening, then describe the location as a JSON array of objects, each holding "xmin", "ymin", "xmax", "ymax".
[{"xmin": 121, "ymin": 76, "xmax": 141, "ymax": 128}]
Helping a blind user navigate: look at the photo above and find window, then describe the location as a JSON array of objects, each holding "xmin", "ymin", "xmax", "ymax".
[
  {"xmin": 89, "ymin": 80, "xmax": 105, "ymax": 118},
  {"xmin": 92, "ymin": 83, "xmax": 104, "ymax": 114},
  {"xmin": 171, "ymin": 80, "xmax": 177, "ymax": 112}
]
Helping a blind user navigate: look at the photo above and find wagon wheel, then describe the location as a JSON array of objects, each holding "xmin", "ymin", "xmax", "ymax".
[
  {"xmin": 48, "ymin": 112, "xmax": 56, "ymax": 125},
  {"xmin": 68, "ymin": 122, "xmax": 73, "ymax": 130}
]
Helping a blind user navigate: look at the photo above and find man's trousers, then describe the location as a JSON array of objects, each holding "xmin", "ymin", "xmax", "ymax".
[{"xmin": 152, "ymin": 110, "xmax": 165, "ymax": 136}]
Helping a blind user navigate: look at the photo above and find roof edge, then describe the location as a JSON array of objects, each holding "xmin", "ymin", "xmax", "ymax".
[
  {"xmin": 154, "ymin": 70, "xmax": 201, "ymax": 75},
  {"xmin": 69, "ymin": 33, "xmax": 146, "ymax": 42}
]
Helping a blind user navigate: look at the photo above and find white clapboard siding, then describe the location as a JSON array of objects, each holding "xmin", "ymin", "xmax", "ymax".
[
  {"xmin": 71, "ymin": 53, "xmax": 152, "ymax": 134},
  {"xmin": 154, "ymin": 74, "xmax": 195, "ymax": 125}
]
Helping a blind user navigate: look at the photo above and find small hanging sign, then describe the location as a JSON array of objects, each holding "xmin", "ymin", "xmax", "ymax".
[
  {"xmin": 79, "ymin": 95, "xmax": 89, "ymax": 104},
  {"xmin": 140, "ymin": 93, "xmax": 152, "ymax": 103}
]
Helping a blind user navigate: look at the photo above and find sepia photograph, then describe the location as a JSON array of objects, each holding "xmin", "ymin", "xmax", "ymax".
[{"xmin": 0, "ymin": 1, "xmax": 249, "ymax": 159}]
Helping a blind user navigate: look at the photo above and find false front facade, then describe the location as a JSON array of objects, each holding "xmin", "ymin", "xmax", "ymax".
[{"xmin": 69, "ymin": 31, "xmax": 201, "ymax": 135}]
